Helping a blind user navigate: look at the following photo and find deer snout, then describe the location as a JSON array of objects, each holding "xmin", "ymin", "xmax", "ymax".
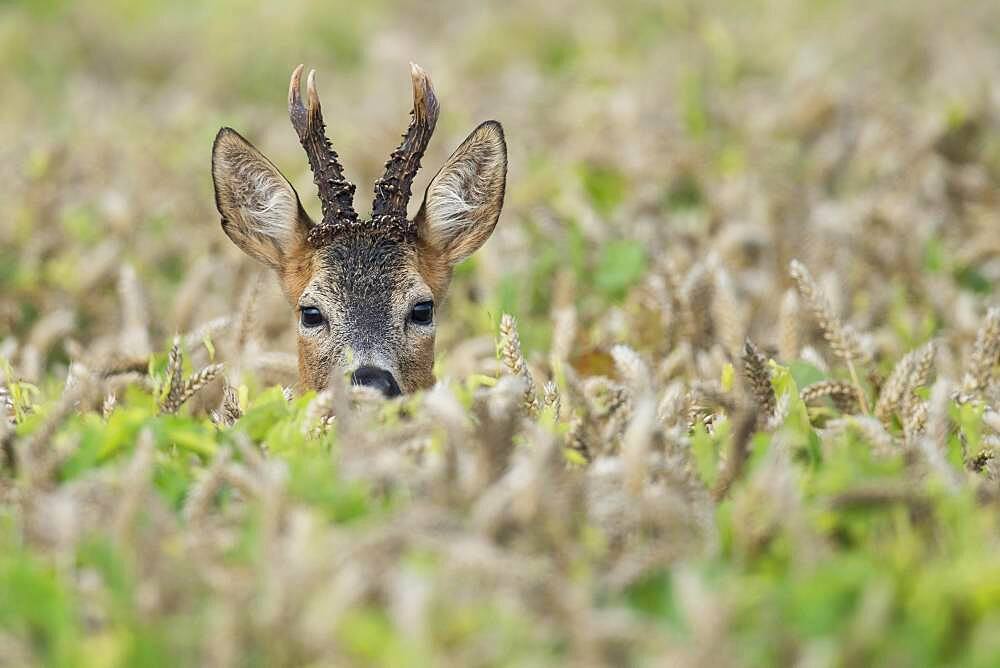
[{"xmin": 350, "ymin": 365, "xmax": 402, "ymax": 398}]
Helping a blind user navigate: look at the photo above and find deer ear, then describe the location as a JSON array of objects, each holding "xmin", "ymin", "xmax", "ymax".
[
  {"xmin": 212, "ymin": 127, "xmax": 312, "ymax": 269},
  {"xmin": 417, "ymin": 121, "xmax": 507, "ymax": 266}
]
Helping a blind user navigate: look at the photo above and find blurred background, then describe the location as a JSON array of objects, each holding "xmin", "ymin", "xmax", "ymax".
[{"xmin": 1, "ymin": 0, "xmax": 999, "ymax": 382}]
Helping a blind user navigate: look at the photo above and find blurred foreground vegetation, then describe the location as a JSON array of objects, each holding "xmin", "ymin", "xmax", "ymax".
[{"xmin": 2, "ymin": 0, "xmax": 1000, "ymax": 665}]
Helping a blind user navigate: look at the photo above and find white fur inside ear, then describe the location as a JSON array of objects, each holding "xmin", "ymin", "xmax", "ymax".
[
  {"xmin": 422, "ymin": 122, "xmax": 506, "ymax": 260},
  {"xmin": 213, "ymin": 128, "xmax": 309, "ymax": 269},
  {"xmin": 227, "ymin": 154, "xmax": 299, "ymax": 244},
  {"xmin": 427, "ymin": 150, "xmax": 499, "ymax": 234}
]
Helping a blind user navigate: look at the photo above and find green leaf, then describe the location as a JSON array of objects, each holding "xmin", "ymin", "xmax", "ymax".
[
  {"xmin": 594, "ymin": 240, "xmax": 647, "ymax": 300},
  {"xmin": 954, "ymin": 265, "xmax": 992, "ymax": 294},
  {"xmin": 579, "ymin": 163, "xmax": 627, "ymax": 215},
  {"xmin": 202, "ymin": 335, "xmax": 215, "ymax": 361},
  {"xmin": 0, "ymin": 547, "xmax": 79, "ymax": 666},
  {"xmin": 691, "ymin": 421, "xmax": 720, "ymax": 487},
  {"xmin": 789, "ymin": 360, "xmax": 827, "ymax": 389},
  {"xmin": 239, "ymin": 386, "xmax": 294, "ymax": 441},
  {"xmin": 623, "ymin": 571, "xmax": 680, "ymax": 623}
]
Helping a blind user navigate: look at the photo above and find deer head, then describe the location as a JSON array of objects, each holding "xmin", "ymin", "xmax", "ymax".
[{"xmin": 212, "ymin": 64, "xmax": 507, "ymax": 396}]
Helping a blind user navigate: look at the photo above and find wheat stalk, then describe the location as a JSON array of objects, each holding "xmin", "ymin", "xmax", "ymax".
[
  {"xmin": 211, "ymin": 380, "xmax": 242, "ymax": 428},
  {"xmin": 112, "ymin": 428, "xmax": 156, "ymax": 544},
  {"xmin": 611, "ymin": 344, "xmax": 650, "ymax": 395},
  {"xmin": 182, "ymin": 316, "xmax": 234, "ymax": 349},
  {"xmin": 622, "ymin": 397, "xmax": 656, "ymax": 496},
  {"xmin": 19, "ymin": 367, "xmax": 98, "ymax": 483},
  {"xmin": 101, "ymin": 392, "xmax": 117, "ymax": 420},
  {"xmin": 174, "ymin": 364, "xmax": 223, "ymax": 411},
  {"xmin": 874, "ymin": 340, "xmax": 936, "ymax": 428},
  {"xmin": 778, "ymin": 288, "xmax": 801, "ymax": 361},
  {"xmin": 499, "ymin": 314, "xmax": 540, "ymax": 415},
  {"xmin": 118, "ymin": 264, "xmax": 152, "ymax": 358},
  {"xmin": 960, "ymin": 307, "xmax": 1000, "ymax": 400},
  {"xmin": 789, "ymin": 259, "xmax": 870, "ymax": 414},
  {"xmin": 916, "ymin": 380, "xmax": 961, "ymax": 490},
  {"xmin": 171, "ymin": 257, "xmax": 215, "ymax": 333},
  {"xmin": 800, "ymin": 380, "xmax": 859, "ymax": 414},
  {"xmin": 0, "ymin": 385, "xmax": 14, "ymax": 424},
  {"xmin": 712, "ymin": 267, "xmax": 747, "ymax": 356},
  {"xmin": 159, "ymin": 340, "xmax": 223, "ymax": 415},
  {"xmin": 163, "ymin": 338, "xmax": 184, "ymax": 410},
  {"xmin": 823, "ymin": 416, "xmax": 898, "ymax": 455},
  {"xmin": 681, "ymin": 261, "xmax": 714, "ymax": 343},
  {"xmin": 766, "ymin": 391, "xmax": 792, "ymax": 431},
  {"xmin": 542, "ymin": 381, "xmax": 562, "ymax": 419},
  {"xmin": 565, "ymin": 416, "xmax": 591, "ymax": 461},
  {"xmin": 183, "ymin": 447, "xmax": 231, "ymax": 526},
  {"xmin": 550, "ymin": 306, "xmax": 577, "ymax": 364},
  {"xmin": 711, "ymin": 409, "xmax": 758, "ymax": 501},
  {"xmin": 742, "ymin": 339, "xmax": 775, "ymax": 426}
]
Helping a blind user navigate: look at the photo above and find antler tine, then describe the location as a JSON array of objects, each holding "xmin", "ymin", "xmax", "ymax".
[
  {"xmin": 288, "ymin": 64, "xmax": 306, "ymax": 129},
  {"xmin": 306, "ymin": 69, "xmax": 324, "ymax": 130},
  {"xmin": 371, "ymin": 63, "xmax": 440, "ymax": 226},
  {"xmin": 287, "ymin": 65, "xmax": 358, "ymax": 233}
]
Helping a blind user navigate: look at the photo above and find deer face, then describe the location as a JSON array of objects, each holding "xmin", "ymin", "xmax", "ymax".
[{"xmin": 211, "ymin": 65, "xmax": 506, "ymax": 395}]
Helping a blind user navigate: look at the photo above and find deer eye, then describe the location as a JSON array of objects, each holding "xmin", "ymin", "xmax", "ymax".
[
  {"xmin": 410, "ymin": 301, "xmax": 434, "ymax": 326},
  {"xmin": 300, "ymin": 306, "xmax": 325, "ymax": 328}
]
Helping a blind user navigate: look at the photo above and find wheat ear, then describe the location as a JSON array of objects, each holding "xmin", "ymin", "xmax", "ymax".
[
  {"xmin": 875, "ymin": 341, "xmax": 936, "ymax": 428},
  {"xmin": 800, "ymin": 380, "xmax": 859, "ymax": 414},
  {"xmin": 499, "ymin": 314, "xmax": 540, "ymax": 415},
  {"xmin": 789, "ymin": 260, "xmax": 870, "ymax": 414},
  {"xmin": 960, "ymin": 307, "xmax": 1000, "ymax": 400},
  {"xmin": 159, "ymin": 340, "xmax": 223, "ymax": 415},
  {"xmin": 742, "ymin": 339, "xmax": 775, "ymax": 426}
]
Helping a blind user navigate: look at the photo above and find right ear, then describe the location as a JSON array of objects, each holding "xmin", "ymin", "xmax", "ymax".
[{"xmin": 212, "ymin": 127, "xmax": 313, "ymax": 270}]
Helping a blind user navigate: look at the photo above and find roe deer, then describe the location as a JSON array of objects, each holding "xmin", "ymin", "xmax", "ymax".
[{"xmin": 212, "ymin": 64, "xmax": 507, "ymax": 396}]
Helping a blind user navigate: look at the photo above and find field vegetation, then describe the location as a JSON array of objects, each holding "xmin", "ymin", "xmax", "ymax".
[{"xmin": 2, "ymin": 0, "xmax": 1000, "ymax": 665}]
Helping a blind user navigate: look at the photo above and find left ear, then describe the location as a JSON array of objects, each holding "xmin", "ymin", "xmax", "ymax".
[{"xmin": 416, "ymin": 120, "xmax": 507, "ymax": 265}]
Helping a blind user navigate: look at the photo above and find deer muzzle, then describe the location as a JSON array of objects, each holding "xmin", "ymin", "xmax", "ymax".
[{"xmin": 350, "ymin": 365, "xmax": 402, "ymax": 398}]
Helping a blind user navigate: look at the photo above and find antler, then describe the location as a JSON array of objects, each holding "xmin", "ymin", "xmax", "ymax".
[
  {"xmin": 371, "ymin": 63, "xmax": 440, "ymax": 232},
  {"xmin": 288, "ymin": 65, "xmax": 359, "ymax": 243}
]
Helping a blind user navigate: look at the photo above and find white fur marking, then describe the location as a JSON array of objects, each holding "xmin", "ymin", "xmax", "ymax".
[
  {"xmin": 227, "ymin": 152, "xmax": 296, "ymax": 243},
  {"xmin": 427, "ymin": 133, "xmax": 503, "ymax": 242}
]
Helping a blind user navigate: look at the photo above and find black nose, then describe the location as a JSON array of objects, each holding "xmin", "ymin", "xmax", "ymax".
[{"xmin": 350, "ymin": 366, "xmax": 402, "ymax": 398}]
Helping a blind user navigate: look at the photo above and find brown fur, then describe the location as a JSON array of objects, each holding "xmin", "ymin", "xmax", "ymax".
[{"xmin": 211, "ymin": 70, "xmax": 507, "ymax": 394}]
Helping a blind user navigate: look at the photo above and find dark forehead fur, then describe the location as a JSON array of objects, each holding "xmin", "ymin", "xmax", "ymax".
[{"xmin": 318, "ymin": 229, "xmax": 417, "ymax": 296}]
